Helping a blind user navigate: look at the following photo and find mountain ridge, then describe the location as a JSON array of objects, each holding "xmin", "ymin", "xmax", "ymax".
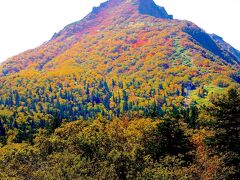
[
  {"xmin": 210, "ymin": 33, "xmax": 240, "ymax": 62},
  {"xmin": 52, "ymin": 0, "xmax": 173, "ymax": 41},
  {"xmin": 1, "ymin": 0, "xmax": 239, "ymax": 76}
]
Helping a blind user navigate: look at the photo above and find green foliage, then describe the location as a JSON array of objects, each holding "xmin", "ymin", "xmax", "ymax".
[
  {"xmin": 144, "ymin": 119, "xmax": 192, "ymax": 161},
  {"xmin": 0, "ymin": 87, "xmax": 239, "ymax": 179},
  {"xmin": 0, "ymin": 118, "xmax": 195, "ymax": 179},
  {"xmin": 206, "ymin": 87, "xmax": 240, "ymax": 179}
]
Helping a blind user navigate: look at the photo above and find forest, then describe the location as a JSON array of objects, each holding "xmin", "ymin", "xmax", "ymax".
[{"xmin": 0, "ymin": 87, "xmax": 239, "ymax": 179}]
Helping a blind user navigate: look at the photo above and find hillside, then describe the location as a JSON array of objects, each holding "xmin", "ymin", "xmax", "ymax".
[
  {"xmin": 1, "ymin": 0, "xmax": 239, "ymax": 74},
  {"xmin": 0, "ymin": 0, "xmax": 239, "ymax": 130}
]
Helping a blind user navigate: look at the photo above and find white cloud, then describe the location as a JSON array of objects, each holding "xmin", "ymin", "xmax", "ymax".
[{"xmin": 0, "ymin": 0, "xmax": 239, "ymax": 62}]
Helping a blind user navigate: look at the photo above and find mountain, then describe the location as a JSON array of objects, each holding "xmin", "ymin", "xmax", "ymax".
[
  {"xmin": 0, "ymin": 0, "xmax": 239, "ymax": 135},
  {"xmin": 1, "ymin": 0, "xmax": 240, "ymax": 178},
  {"xmin": 1, "ymin": 0, "xmax": 239, "ymax": 75}
]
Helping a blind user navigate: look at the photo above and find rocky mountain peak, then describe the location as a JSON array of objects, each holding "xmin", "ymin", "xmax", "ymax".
[
  {"xmin": 91, "ymin": 0, "xmax": 173, "ymax": 19},
  {"xmin": 138, "ymin": 0, "xmax": 173, "ymax": 19}
]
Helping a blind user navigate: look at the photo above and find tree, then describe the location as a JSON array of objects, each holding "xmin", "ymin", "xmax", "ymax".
[
  {"xmin": 0, "ymin": 119, "xmax": 6, "ymax": 145},
  {"xmin": 184, "ymin": 103, "xmax": 199, "ymax": 129},
  {"xmin": 122, "ymin": 90, "xmax": 129, "ymax": 112},
  {"xmin": 206, "ymin": 87, "xmax": 240, "ymax": 179},
  {"xmin": 144, "ymin": 119, "xmax": 192, "ymax": 161}
]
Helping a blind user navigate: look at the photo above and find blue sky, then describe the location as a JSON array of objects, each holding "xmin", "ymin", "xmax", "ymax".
[{"xmin": 0, "ymin": 0, "xmax": 239, "ymax": 62}]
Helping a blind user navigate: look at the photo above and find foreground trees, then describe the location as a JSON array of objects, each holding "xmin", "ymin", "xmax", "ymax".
[
  {"xmin": 0, "ymin": 117, "xmax": 198, "ymax": 179},
  {"xmin": 206, "ymin": 87, "xmax": 240, "ymax": 179},
  {"xmin": 0, "ymin": 87, "xmax": 239, "ymax": 179}
]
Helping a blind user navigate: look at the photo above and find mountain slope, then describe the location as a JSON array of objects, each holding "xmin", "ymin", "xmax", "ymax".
[
  {"xmin": 0, "ymin": 0, "xmax": 171, "ymax": 75},
  {"xmin": 0, "ymin": 0, "xmax": 239, "ymax": 75},
  {"xmin": 0, "ymin": 0, "xmax": 239, "ymax": 125},
  {"xmin": 210, "ymin": 33, "xmax": 240, "ymax": 63}
]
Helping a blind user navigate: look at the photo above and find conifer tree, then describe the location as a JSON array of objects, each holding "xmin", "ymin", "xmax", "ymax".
[{"xmin": 207, "ymin": 87, "xmax": 240, "ymax": 178}]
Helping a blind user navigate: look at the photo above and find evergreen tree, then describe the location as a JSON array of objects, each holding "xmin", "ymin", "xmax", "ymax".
[{"xmin": 206, "ymin": 88, "xmax": 240, "ymax": 179}]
